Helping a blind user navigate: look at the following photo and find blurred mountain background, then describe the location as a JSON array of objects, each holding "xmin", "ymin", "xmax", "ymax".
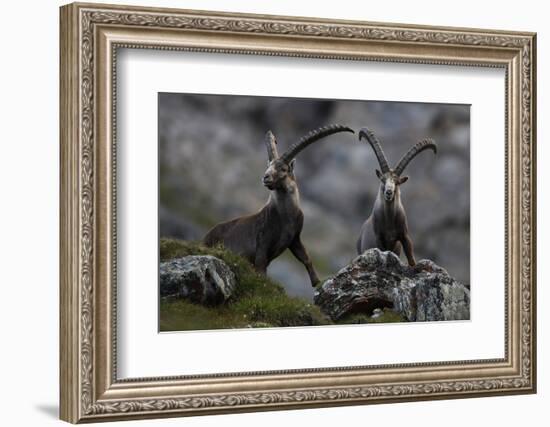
[{"xmin": 159, "ymin": 93, "xmax": 470, "ymax": 300}]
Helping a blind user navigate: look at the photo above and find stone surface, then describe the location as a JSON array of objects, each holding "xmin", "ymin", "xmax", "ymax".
[
  {"xmin": 160, "ymin": 256, "xmax": 236, "ymax": 305},
  {"xmin": 314, "ymin": 249, "xmax": 470, "ymax": 322}
]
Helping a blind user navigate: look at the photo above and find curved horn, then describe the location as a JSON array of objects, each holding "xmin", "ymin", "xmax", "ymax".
[
  {"xmin": 280, "ymin": 124, "xmax": 354, "ymax": 163},
  {"xmin": 264, "ymin": 130, "xmax": 279, "ymax": 161},
  {"xmin": 394, "ymin": 138, "xmax": 437, "ymax": 176},
  {"xmin": 358, "ymin": 127, "xmax": 390, "ymax": 173}
]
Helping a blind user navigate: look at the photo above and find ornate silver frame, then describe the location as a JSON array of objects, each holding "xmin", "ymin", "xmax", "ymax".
[{"xmin": 60, "ymin": 2, "xmax": 536, "ymax": 423}]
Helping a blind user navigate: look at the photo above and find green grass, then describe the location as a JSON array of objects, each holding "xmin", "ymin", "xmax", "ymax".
[{"xmin": 160, "ymin": 238, "xmax": 331, "ymax": 331}]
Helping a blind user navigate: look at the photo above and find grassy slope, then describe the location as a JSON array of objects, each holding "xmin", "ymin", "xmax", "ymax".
[{"xmin": 159, "ymin": 238, "xmax": 331, "ymax": 331}]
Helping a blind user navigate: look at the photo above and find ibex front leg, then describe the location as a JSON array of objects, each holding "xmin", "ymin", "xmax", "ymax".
[
  {"xmin": 252, "ymin": 229, "xmax": 271, "ymax": 275},
  {"xmin": 401, "ymin": 233, "xmax": 416, "ymax": 267},
  {"xmin": 289, "ymin": 236, "xmax": 320, "ymax": 287},
  {"xmin": 254, "ymin": 254, "xmax": 269, "ymax": 274}
]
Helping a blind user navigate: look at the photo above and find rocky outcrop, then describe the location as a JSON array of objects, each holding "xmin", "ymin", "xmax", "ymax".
[
  {"xmin": 160, "ymin": 256, "xmax": 236, "ymax": 305},
  {"xmin": 314, "ymin": 249, "xmax": 469, "ymax": 322}
]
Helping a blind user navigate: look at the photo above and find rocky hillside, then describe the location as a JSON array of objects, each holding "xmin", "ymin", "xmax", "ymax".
[
  {"xmin": 159, "ymin": 94, "xmax": 470, "ymax": 299},
  {"xmin": 159, "ymin": 240, "xmax": 468, "ymax": 331}
]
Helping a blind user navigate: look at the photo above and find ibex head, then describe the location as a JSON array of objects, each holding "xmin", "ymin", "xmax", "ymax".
[
  {"xmin": 359, "ymin": 127, "xmax": 437, "ymax": 202},
  {"xmin": 262, "ymin": 124, "xmax": 354, "ymax": 191}
]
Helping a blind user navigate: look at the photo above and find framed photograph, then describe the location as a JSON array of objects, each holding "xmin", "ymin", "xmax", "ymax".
[{"xmin": 60, "ymin": 2, "xmax": 537, "ymax": 423}]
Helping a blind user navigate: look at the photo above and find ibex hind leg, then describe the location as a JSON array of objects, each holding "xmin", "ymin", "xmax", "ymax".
[
  {"xmin": 202, "ymin": 230, "xmax": 218, "ymax": 247},
  {"xmin": 202, "ymin": 222, "xmax": 231, "ymax": 247}
]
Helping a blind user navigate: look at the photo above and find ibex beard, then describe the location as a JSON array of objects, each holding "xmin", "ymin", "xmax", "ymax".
[{"xmin": 203, "ymin": 124, "xmax": 354, "ymax": 287}]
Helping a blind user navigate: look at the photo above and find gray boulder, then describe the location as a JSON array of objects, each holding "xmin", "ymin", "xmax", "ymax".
[
  {"xmin": 160, "ymin": 256, "xmax": 236, "ymax": 305},
  {"xmin": 314, "ymin": 249, "xmax": 469, "ymax": 322}
]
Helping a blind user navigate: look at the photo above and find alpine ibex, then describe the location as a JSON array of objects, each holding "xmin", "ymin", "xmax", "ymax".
[
  {"xmin": 357, "ymin": 127, "xmax": 437, "ymax": 266},
  {"xmin": 204, "ymin": 124, "xmax": 354, "ymax": 287}
]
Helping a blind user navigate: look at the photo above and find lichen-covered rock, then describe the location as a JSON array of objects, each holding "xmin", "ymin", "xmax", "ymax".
[
  {"xmin": 160, "ymin": 256, "xmax": 236, "ymax": 305},
  {"xmin": 314, "ymin": 249, "xmax": 469, "ymax": 322}
]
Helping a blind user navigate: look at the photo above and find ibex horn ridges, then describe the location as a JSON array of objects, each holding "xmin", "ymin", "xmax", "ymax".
[
  {"xmin": 280, "ymin": 124, "xmax": 354, "ymax": 163},
  {"xmin": 394, "ymin": 138, "xmax": 437, "ymax": 176},
  {"xmin": 264, "ymin": 130, "xmax": 279, "ymax": 161},
  {"xmin": 358, "ymin": 127, "xmax": 390, "ymax": 173}
]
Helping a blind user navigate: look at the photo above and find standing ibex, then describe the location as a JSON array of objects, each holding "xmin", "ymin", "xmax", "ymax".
[
  {"xmin": 357, "ymin": 127, "xmax": 437, "ymax": 266},
  {"xmin": 204, "ymin": 124, "xmax": 354, "ymax": 287}
]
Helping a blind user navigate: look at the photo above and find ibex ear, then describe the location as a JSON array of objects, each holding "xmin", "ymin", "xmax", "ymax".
[
  {"xmin": 288, "ymin": 159, "xmax": 296, "ymax": 174},
  {"xmin": 375, "ymin": 169, "xmax": 383, "ymax": 180},
  {"xmin": 398, "ymin": 176, "xmax": 409, "ymax": 185}
]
